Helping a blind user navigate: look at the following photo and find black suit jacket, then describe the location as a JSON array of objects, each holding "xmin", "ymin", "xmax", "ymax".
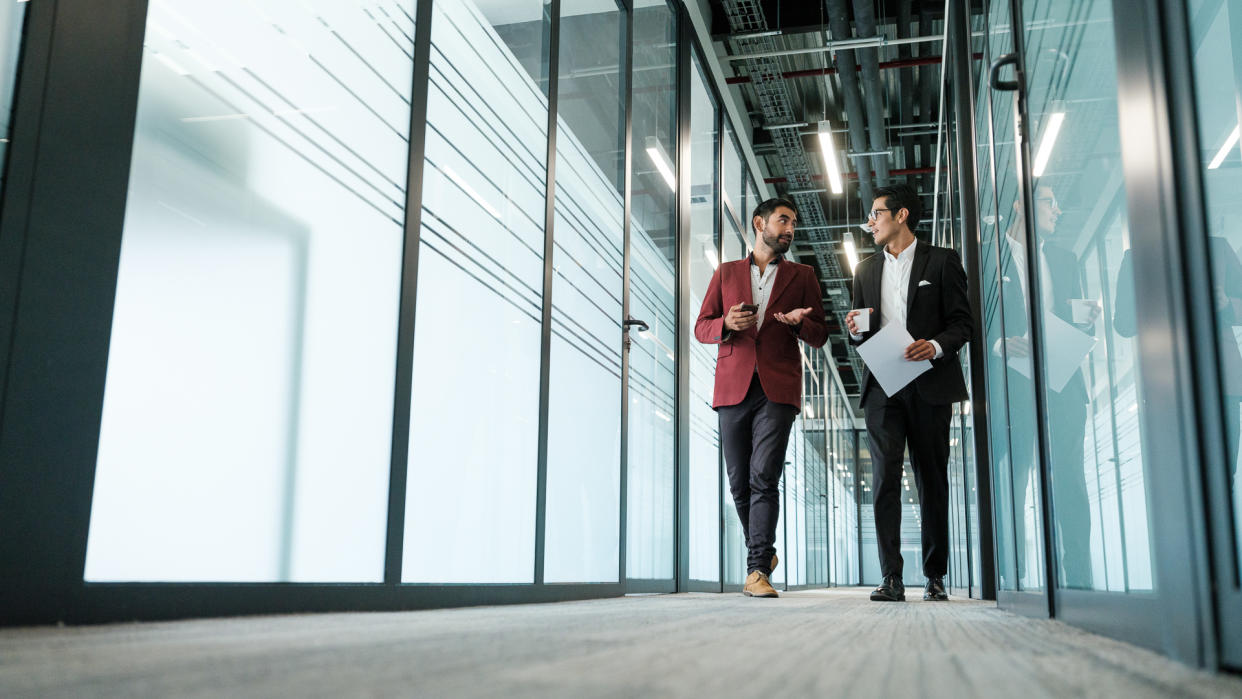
[
  {"xmin": 999, "ymin": 240, "xmax": 1088, "ymax": 407},
  {"xmin": 851, "ymin": 240, "xmax": 972, "ymax": 405}
]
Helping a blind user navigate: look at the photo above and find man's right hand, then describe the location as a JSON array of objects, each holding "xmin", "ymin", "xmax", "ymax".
[
  {"xmin": 845, "ymin": 308, "xmax": 871, "ymax": 335},
  {"xmin": 724, "ymin": 303, "xmax": 757, "ymax": 332}
]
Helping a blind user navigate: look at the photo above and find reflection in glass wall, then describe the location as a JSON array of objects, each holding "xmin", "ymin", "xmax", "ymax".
[
  {"xmin": 1022, "ymin": 0, "xmax": 1153, "ymax": 592},
  {"xmin": 974, "ymin": 0, "xmax": 1046, "ymax": 592},
  {"xmin": 405, "ymin": 0, "xmax": 548, "ymax": 583},
  {"xmin": 626, "ymin": 0, "xmax": 677, "ymax": 583},
  {"xmin": 0, "ymin": 2, "xmax": 24, "ymax": 189},
  {"xmin": 88, "ymin": 0, "xmax": 413, "ymax": 581},
  {"xmin": 544, "ymin": 0, "xmax": 625, "ymax": 584},
  {"xmin": 687, "ymin": 53, "xmax": 720, "ymax": 582},
  {"xmin": 1187, "ymin": 0, "xmax": 1242, "ymax": 582}
]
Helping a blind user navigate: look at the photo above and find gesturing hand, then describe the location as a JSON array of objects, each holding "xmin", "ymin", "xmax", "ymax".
[
  {"xmin": 774, "ymin": 307, "xmax": 812, "ymax": 326},
  {"xmin": 724, "ymin": 303, "xmax": 757, "ymax": 332},
  {"xmin": 904, "ymin": 339, "xmax": 936, "ymax": 361}
]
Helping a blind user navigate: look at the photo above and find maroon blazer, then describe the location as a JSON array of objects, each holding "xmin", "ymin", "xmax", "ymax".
[{"xmin": 694, "ymin": 256, "xmax": 829, "ymax": 408}]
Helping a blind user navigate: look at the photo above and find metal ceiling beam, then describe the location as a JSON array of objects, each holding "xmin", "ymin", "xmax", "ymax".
[{"xmin": 720, "ymin": 32, "xmax": 963, "ymax": 61}]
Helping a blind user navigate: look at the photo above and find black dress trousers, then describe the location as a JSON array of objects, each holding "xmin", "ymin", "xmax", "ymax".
[
  {"xmin": 718, "ymin": 373, "xmax": 800, "ymax": 576},
  {"xmin": 863, "ymin": 382, "xmax": 952, "ymax": 579}
]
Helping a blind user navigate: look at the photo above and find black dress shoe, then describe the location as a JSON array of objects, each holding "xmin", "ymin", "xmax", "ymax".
[
  {"xmin": 870, "ymin": 574, "xmax": 906, "ymax": 602},
  {"xmin": 924, "ymin": 577, "xmax": 949, "ymax": 601}
]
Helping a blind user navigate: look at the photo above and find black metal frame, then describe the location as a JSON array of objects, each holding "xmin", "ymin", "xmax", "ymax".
[
  {"xmin": 384, "ymin": 0, "xmax": 437, "ymax": 589},
  {"xmin": 949, "ymin": 0, "xmax": 995, "ymax": 601}
]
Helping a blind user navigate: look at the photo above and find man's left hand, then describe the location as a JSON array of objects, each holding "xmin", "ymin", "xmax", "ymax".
[
  {"xmin": 775, "ymin": 307, "xmax": 812, "ymax": 326},
  {"xmin": 905, "ymin": 339, "xmax": 936, "ymax": 361}
]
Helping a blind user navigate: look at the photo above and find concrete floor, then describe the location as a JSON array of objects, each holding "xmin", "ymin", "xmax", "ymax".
[{"xmin": 1, "ymin": 588, "xmax": 1240, "ymax": 698}]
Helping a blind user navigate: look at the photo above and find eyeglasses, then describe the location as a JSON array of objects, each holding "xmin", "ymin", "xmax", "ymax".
[{"xmin": 867, "ymin": 208, "xmax": 893, "ymax": 221}]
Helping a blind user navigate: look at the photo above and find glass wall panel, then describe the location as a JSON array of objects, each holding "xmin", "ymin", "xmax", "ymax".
[
  {"xmin": 720, "ymin": 126, "xmax": 746, "ymax": 586},
  {"xmin": 0, "ymin": 2, "xmax": 24, "ymax": 189},
  {"xmin": 1022, "ymin": 0, "xmax": 1154, "ymax": 592},
  {"xmin": 404, "ymin": 0, "xmax": 549, "ymax": 583},
  {"xmin": 544, "ymin": 0, "xmax": 625, "ymax": 584},
  {"xmin": 687, "ymin": 53, "xmax": 720, "ymax": 582},
  {"xmin": 87, "ymin": 0, "xmax": 413, "ymax": 582},
  {"xmin": 973, "ymin": 0, "xmax": 1033, "ymax": 592},
  {"xmin": 626, "ymin": 0, "xmax": 677, "ymax": 583},
  {"xmin": 721, "ymin": 126, "xmax": 746, "ymax": 262},
  {"xmin": 1187, "ymin": 0, "xmax": 1242, "ymax": 585}
]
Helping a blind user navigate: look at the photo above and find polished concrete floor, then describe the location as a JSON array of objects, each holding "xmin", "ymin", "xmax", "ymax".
[{"xmin": 1, "ymin": 588, "xmax": 1240, "ymax": 698}]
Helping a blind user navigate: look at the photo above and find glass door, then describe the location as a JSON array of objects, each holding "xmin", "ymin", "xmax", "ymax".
[
  {"xmin": 625, "ymin": 0, "xmax": 678, "ymax": 592},
  {"xmin": 976, "ymin": 0, "xmax": 1052, "ymax": 617}
]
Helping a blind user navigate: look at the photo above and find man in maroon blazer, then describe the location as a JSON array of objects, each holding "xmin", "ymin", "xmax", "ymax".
[{"xmin": 695, "ymin": 197, "xmax": 829, "ymax": 598}]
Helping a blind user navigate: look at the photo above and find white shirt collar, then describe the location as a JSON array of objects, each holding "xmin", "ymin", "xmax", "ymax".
[{"xmin": 883, "ymin": 237, "xmax": 917, "ymax": 264}]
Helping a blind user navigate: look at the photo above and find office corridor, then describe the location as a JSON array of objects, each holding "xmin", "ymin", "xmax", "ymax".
[{"xmin": 2, "ymin": 590, "xmax": 1238, "ymax": 698}]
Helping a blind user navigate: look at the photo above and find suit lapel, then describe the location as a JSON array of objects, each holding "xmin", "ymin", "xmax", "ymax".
[
  {"xmin": 906, "ymin": 241, "xmax": 931, "ymax": 318},
  {"xmin": 867, "ymin": 254, "xmax": 883, "ymax": 325}
]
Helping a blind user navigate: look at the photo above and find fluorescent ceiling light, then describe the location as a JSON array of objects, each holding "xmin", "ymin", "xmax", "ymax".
[
  {"xmin": 843, "ymin": 231, "xmax": 859, "ymax": 274},
  {"xmin": 1208, "ymin": 125, "xmax": 1240, "ymax": 170},
  {"xmin": 817, "ymin": 121, "xmax": 844, "ymax": 194},
  {"xmin": 645, "ymin": 137, "xmax": 676, "ymax": 191},
  {"xmin": 1031, "ymin": 111, "xmax": 1065, "ymax": 177}
]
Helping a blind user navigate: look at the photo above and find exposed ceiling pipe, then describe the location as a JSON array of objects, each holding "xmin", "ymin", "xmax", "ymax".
[
  {"xmin": 723, "ymin": 53, "xmax": 981, "ymax": 84},
  {"xmin": 897, "ymin": 1, "xmax": 918, "ymax": 178},
  {"xmin": 824, "ymin": 0, "xmax": 874, "ymax": 210},
  {"xmin": 850, "ymin": 0, "xmax": 891, "ymax": 188},
  {"xmin": 919, "ymin": 7, "xmax": 937, "ymax": 194}
]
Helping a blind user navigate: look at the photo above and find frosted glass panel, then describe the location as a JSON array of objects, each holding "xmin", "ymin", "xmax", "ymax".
[
  {"xmin": 87, "ymin": 0, "xmax": 410, "ymax": 582},
  {"xmin": 687, "ymin": 54, "xmax": 720, "ymax": 582},
  {"xmin": 403, "ymin": 0, "xmax": 549, "ymax": 583},
  {"xmin": 544, "ymin": 0, "xmax": 624, "ymax": 584},
  {"xmin": 626, "ymin": 0, "xmax": 677, "ymax": 582}
]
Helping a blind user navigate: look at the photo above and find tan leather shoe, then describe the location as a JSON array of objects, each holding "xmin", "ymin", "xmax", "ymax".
[
  {"xmin": 743, "ymin": 570, "xmax": 779, "ymax": 598},
  {"xmin": 771, "ymin": 553, "xmax": 779, "ymax": 574}
]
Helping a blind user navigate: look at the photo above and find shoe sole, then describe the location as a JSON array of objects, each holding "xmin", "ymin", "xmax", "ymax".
[
  {"xmin": 743, "ymin": 590, "xmax": 779, "ymax": 598},
  {"xmin": 923, "ymin": 595, "xmax": 949, "ymax": 601},
  {"xmin": 870, "ymin": 592, "xmax": 906, "ymax": 602}
]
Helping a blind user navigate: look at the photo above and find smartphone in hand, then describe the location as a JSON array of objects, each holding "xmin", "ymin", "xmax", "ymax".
[{"xmin": 740, "ymin": 304, "xmax": 758, "ymax": 314}]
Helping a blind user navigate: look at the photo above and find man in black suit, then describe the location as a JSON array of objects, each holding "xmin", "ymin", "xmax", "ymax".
[
  {"xmin": 846, "ymin": 183, "xmax": 972, "ymax": 602},
  {"xmin": 998, "ymin": 185, "xmax": 1096, "ymax": 589}
]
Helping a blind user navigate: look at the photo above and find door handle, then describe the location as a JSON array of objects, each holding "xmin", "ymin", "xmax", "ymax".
[
  {"xmin": 989, "ymin": 53, "xmax": 1020, "ymax": 91},
  {"xmin": 623, "ymin": 316, "xmax": 649, "ymax": 333}
]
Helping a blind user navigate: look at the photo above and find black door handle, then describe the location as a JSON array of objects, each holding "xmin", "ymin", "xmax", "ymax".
[
  {"xmin": 623, "ymin": 316, "xmax": 649, "ymax": 333},
  {"xmin": 989, "ymin": 53, "xmax": 1020, "ymax": 91}
]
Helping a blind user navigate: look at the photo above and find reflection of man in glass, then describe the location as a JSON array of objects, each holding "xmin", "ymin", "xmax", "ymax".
[{"xmin": 999, "ymin": 185, "xmax": 1096, "ymax": 589}]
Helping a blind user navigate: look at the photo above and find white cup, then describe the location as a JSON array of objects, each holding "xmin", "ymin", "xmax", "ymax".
[
  {"xmin": 852, "ymin": 308, "xmax": 871, "ymax": 333},
  {"xmin": 1070, "ymin": 299, "xmax": 1096, "ymax": 325}
]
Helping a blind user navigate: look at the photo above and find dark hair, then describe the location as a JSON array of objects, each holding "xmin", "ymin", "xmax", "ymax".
[
  {"xmin": 751, "ymin": 197, "xmax": 798, "ymax": 231},
  {"xmin": 874, "ymin": 183, "xmax": 922, "ymax": 231}
]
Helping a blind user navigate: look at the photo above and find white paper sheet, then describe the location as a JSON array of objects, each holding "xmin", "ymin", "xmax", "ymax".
[
  {"xmin": 856, "ymin": 323, "xmax": 933, "ymax": 398},
  {"xmin": 1006, "ymin": 312, "xmax": 1097, "ymax": 393}
]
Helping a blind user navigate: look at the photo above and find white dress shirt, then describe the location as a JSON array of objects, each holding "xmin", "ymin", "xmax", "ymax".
[
  {"xmin": 749, "ymin": 255, "xmax": 780, "ymax": 331},
  {"xmin": 852, "ymin": 238, "xmax": 943, "ymax": 358}
]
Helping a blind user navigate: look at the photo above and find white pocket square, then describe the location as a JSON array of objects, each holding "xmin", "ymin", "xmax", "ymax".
[{"xmin": 918, "ymin": 280, "xmax": 932, "ymax": 287}]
